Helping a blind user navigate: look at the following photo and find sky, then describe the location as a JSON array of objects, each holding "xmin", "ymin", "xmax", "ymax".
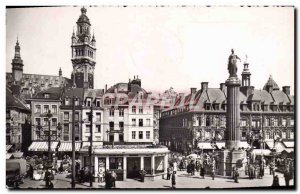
[{"xmin": 6, "ymin": 6, "xmax": 294, "ymax": 94}]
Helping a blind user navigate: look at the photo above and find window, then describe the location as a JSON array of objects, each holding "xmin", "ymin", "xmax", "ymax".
[
  {"xmin": 266, "ymin": 132, "xmax": 270, "ymax": 140},
  {"xmin": 241, "ymin": 120, "xmax": 246, "ymax": 127},
  {"xmin": 206, "ymin": 117, "xmax": 210, "ymax": 126},
  {"xmin": 290, "ymin": 132, "xmax": 294, "ymax": 139},
  {"xmin": 64, "ymin": 124, "xmax": 69, "ymax": 134},
  {"xmin": 86, "ymin": 112, "xmax": 91, "ymax": 120},
  {"xmin": 44, "ymin": 94, "xmax": 50, "ymax": 99},
  {"xmin": 119, "ymin": 122, "xmax": 124, "ymax": 130},
  {"xmin": 75, "ymin": 112, "xmax": 79, "ymax": 121},
  {"xmin": 139, "ymin": 107, "xmax": 143, "ymax": 114},
  {"xmin": 119, "ymin": 134, "xmax": 124, "ymax": 142},
  {"xmin": 274, "ymin": 119, "xmax": 278, "ymax": 127},
  {"xmin": 35, "ymin": 118, "xmax": 41, "ymax": 125},
  {"xmin": 265, "ymin": 118, "xmax": 270, "ymax": 127},
  {"xmin": 65, "ymin": 98, "xmax": 70, "ymax": 105},
  {"xmin": 64, "ymin": 112, "xmax": 69, "ymax": 120},
  {"xmin": 63, "ymin": 135, "xmax": 69, "ymax": 141},
  {"xmin": 139, "ymin": 131, "xmax": 143, "ymax": 139},
  {"xmin": 282, "ymin": 119, "xmax": 287, "ymax": 126},
  {"xmin": 241, "ymin": 132, "xmax": 246, "ymax": 140},
  {"xmin": 146, "ymin": 131, "xmax": 150, "ymax": 139},
  {"xmin": 205, "ymin": 104, "xmax": 210, "ymax": 110},
  {"xmin": 139, "ymin": 119, "xmax": 143, "ymax": 127},
  {"xmin": 75, "ymin": 125, "xmax": 79, "ymax": 134},
  {"xmin": 35, "ymin": 105, "xmax": 41, "ymax": 113},
  {"xmin": 52, "ymin": 118, "xmax": 57, "ymax": 126},
  {"xmin": 109, "ymin": 122, "xmax": 114, "ymax": 130},
  {"xmin": 74, "ymin": 99, "xmax": 79, "ymax": 106},
  {"xmin": 132, "ymin": 118, "xmax": 136, "ymax": 126},
  {"xmin": 44, "ymin": 105, "xmax": 49, "ymax": 113},
  {"xmin": 132, "ymin": 106, "xmax": 136, "ymax": 113},
  {"xmin": 119, "ymin": 109, "xmax": 124, "ymax": 117},
  {"xmin": 86, "ymin": 98, "xmax": 91, "ymax": 106},
  {"xmin": 282, "ymin": 132, "xmax": 286, "ymax": 139},
  {"xmin": 109, "ymin": 109, "xmax": 114, "ymax": 117},
  {"xmin": 251, "ymin": 121, "xmax": 255, "ymax": 127},
  {"xmin": 96, "ymin": 99, "xmax": 101, "ymax": 107},
  {"xmin": 132, "ymin": 131, "xmax": 136, "ymax": 139},
  {"xmin": 197, "ymin": 117, "xmax": 202, "ymax": 126},
  {"xmin": 290, "ymin": 119, "xmax": 294, "ymax": 126},
  {"xmin": 43, "ymin": 118, "xmax": 48, "ymax": 125},
  {"xmin": 109, "ymin": 134, "xmax": 114, "ymax": 142},
  {"xmin": 52, "ymin": 105, "xmax": 57, "ymax": 114},
  {"xmin": 85, "ymin": 125, "xmax": 91, "ymax": 133},
  {"xmin": 146, "ymin": 119, "xmax": 151, "ymax": 126},
  {"xmin": 96, "ymin": 113, "xmax": 101, "ymax": 121},
  {"xmin": 96, "ymin": 125, "xmax": 101, "ymax": 133}
]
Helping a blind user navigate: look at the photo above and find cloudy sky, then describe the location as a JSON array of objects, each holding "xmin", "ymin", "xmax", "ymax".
[{"xmin": 6, "ymin": 6, "xmax": 294, "ymax": 94}]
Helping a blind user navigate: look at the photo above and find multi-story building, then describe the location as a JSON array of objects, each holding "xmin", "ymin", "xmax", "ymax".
[
  {"xmin": 159, "ymin": 59, "xmax": 294, "ymax": 155},
  {"xmin": 6, "ymin": 87, "xmax": 31, "ymax": 152}
]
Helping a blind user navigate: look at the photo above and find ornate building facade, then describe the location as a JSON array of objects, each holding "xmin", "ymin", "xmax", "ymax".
[{"xmin": 159, "ymin": 59, "xmax": 294, "ymax": 154}]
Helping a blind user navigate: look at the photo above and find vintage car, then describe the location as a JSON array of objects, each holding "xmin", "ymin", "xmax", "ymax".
[{"xmin": 6, "ymin": 159, "xmax": 26, "ymax": 188}]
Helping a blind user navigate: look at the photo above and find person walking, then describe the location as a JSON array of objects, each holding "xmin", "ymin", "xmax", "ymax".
[
  {"xmin": 190, "ymin": 161, "xmax": 195, "ymax": 176},
  {"xmin": 167, "ymin": 167, "xmax": 171, "ymax": 180},
  {"xmin": 284, "ymin": 169, "xmax": 291, "ymax": 187},
  {"xmin": 269, "ymin": 160, "xmax": 275, "ymax": 175},
  {"xmin": 200, "ymin": 164, "xmax": 205, "ymax": 179},
  {"xmin": 272, "ymin": 174, "xmax": 280, "ymax": 187},
  {"xmin": 111, "ymin": 170, "xmax": 117, "ymax": 188},
  {"xmin": 171, "ymin": 171, "xmax": 176, "ymax": 189},
  {"xmin": 44, "ymin": 168, "xmax": 51, "ymax": 188},
  {"xmin": 173, "ymin": 162, "xmax": 178, "ymax": 174},
  {"xmin": 105, "ymin": 170, "xmax": 113, "ymax": 189},
  {"xmin": 179, "ymin": 160, "xmax": 184, "ymax": 171},
  {"xmin": 233, "ymin": 167, "xmax": 239, "ymax": 183}
]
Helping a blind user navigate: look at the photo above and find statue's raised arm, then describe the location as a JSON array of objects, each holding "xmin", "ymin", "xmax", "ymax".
[{"xmin": 227, "ymin": 49, "xmax": 241, "ymax": 77}]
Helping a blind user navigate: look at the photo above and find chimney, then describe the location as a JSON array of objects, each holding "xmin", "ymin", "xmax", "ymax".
[
  {"xmin": 105, "ymin": 84, "xmax": 107, "ymax": 93},
  {"xmin": 201, "ymin": 82, "xmax": 208, "ymax": 92},
  {"xmin": 249, "ymin": 86, "xmax": 255, "ymax": 95},
  {"xmin": 190, "ymin": 88, "xmax": 197, "ymax": 94},
  {"xmin": 266, "ymin": 85, "xmax": 273, "ymax": 93},
  {"xmin": 282, "ymin": 86, "xmax": 290, "ymax": 95},
  {"xmin": 220, "ymin": 83, "xmax": 226, "ymax": 91}
]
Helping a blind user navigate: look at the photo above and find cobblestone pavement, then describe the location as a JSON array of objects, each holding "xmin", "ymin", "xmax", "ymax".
[{"xmin": 16, "ymin": 169, "xmax": 294, "ymax": 189}]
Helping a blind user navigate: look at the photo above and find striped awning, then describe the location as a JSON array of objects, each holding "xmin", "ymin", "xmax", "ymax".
[
  {"xmin": 6, "ymin": 145, "xmax": 12, "ymax": 151},
  {"xmin": 58, "ymin": 142, "xmax": 81, "ymax": 152},
  {"xmin": 239, "ymin": 141, "xmax": 250, "ymax": 149},
  {"xmin": 197, "ymin": 142, "xmax": 213, "ymax": 149},
  {"xmin": 6, "ymin": 153, "xmax": 13, "ymax": 159},
  {"xmin": 216, "ymin": 142, "xmax": 225, "ymax": 149},
  {"xmin": 12, "ymin": 152, "xmax": 23, "ymax": 158},
  {"xmin": 265, "ymin": 141, "xmax": 286, "ymax": 152},
  {"xmin": 283, "ymin": 141, "xmax": 294, "ymax": 148},
  {"xmin": 28, "ymin": 141, "xmax": 59, "ymax": 152}
]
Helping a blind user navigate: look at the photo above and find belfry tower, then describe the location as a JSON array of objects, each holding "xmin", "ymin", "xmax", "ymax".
[
  {"xmin": 71, "ymin": 7, "xmax": 96, "ymax": 89},
  {"xmin": 12, "ymin": 38, "xmax": 24, "ymax": 83}
]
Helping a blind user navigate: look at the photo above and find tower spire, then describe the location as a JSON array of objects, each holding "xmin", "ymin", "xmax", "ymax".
[{"xmin": 12, "ymin": 38, "xmax": 24, "ymax": 82}]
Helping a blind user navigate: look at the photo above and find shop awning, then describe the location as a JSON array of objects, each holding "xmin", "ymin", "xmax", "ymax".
[
  {"xmin": 216, "ymin": 142, "xmax": 225, "ymax": 149},
  {"xmin": 281, "ymin": 148, "xmax": 294, "ymax": 153},
  {"xmin": 265, "ymin": 141, "xmax": 286, "ymax": 152},
  {"xmin": 6, "ymin": 145, "xmax": 12, "ymax": 151},
  {"xmin": 197, "ymin": 142, "xmax": 213, "ymax": 149},
  {"xmin": 80, "ymin": 141, "xmax": 103, "ymax": 151},
  {"xmin": 93, "ymin": 147, "xmax": 170, "ymax": 155},
  {"xmin": 28, "ymin": 141, "xmax": 59, "ymax": 152},
  {"xmin": 12, "ymin": 152, "xmax": 23, "ymax": 158},
  {"xmin": 239, "ymin": 141, "xmax": 250, "ymax": 149},
  {"xmin": 58, "ymin": 142, "xmax": 81, "ymax": 152},
  {"xmin": 6, "ymin": 153, "xmax": 13, "ymax": 159},
  {"xmin": 251, "ymin": 149, "xmax": 272, "ymax": 156},
  {"xmin": 282, "ymin": 141, "xmax": 294, "ymax": 148}
]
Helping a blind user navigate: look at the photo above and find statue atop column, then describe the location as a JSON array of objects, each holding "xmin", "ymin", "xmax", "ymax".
[{"xmin": 227, "ymin": 49, "xmax": 241, "ymax": 77}]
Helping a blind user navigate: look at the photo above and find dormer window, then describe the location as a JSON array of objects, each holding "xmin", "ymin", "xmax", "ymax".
[
  {"xmin": 44, "ymin": 93, "xmax": 50, "ymax": 99},
  {"xmin": 86, "ymin": 98, "xmax": 92, "ymax": 107},
  {"xmin": 96, "ymin": 99, "xmax": 101, "ymax": 107},
  {"xmin": 205, "ymin": 104, "xmax": 211, "ymax": 110},
  {"xmin": 65, "ymin": 98, "xmax": 70, "ymax": 106},
  {"xmin": 74, "ymin": 98, "xmax": 79, "ymax": 106}
]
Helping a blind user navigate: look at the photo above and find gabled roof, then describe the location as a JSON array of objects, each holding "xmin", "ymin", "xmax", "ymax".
[
  {"xmin": 247, "ymin": 89, "xmax": 273, "ymax": 104},
  {"xmin": 32, "ymin": 87, "xmax": 63, "ymax": 100},
  {"xmin": 6, "ymin": 87, "xmax": 30, "ymax": 112},
  {"xmin": 84, "ymin": 89, "xmax": 104, "ymax": 99},
  {"xmin": 62, "ymin": 88, "xmax": 85, "ymax": 100}
]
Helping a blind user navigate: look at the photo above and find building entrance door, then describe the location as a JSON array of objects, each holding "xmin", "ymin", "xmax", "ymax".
[{"xmin": 126, "ymin": 157, "xmax": 141, "ymax": 179}]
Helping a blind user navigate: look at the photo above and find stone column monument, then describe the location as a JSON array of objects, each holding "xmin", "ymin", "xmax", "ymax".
[{"xmin": 217, "ymin": 49, "xmax": 246, "ymax": 177}]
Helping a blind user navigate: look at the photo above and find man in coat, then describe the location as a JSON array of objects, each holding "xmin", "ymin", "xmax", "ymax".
[
  {"xmin": 171, "ymin": 171, "xmax": 176, "ymax": 189},
  {"xmin": 44, "ymin": 168, "xmax": 51, "ymax": 188}
]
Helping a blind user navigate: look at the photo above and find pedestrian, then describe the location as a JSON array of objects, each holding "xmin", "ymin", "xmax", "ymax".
[
  {"xmin": 44, "ymin": 168, "xmax": 51, "ymax": 188},
  {"xmin": 284, "ymin": 169, "xmax": 290, "ymax": 187},
  {"xmin": 195, "ymin": 160, "xmax": 200, "ymax": 172},
  {"xmin": 211, "ymin": 167, "xmax": 215, "ymax": 180},
  {"xmin": 179, "ymin": 160, "xmax": 184, "ymax": 171},
  {"xmin": 200, "ymin": 164, "xmax": 205, "ymax": 179},
  {"xmin": 187, "ymin": 163, "xmax": 191, "ymax": 176},
  {"xmin": 233, "ymin": 167, "xmax": 239, "ymax": 183},
  {"xmin": 111, "ymin": 170, "xmax": 117, "ymax": 188},
  {"xmin": 173, "ymin": 162, "xmax": 177, "ymax": 174},
  {"xmin": 171, "ymin": 171, "xmax": 176, "ymax": 189},
  {"xmin": 190, "ymin": 161, "xmax": 195, "ymax": 176},
  {"xmin": 105, "ymin": 170, "xmax": 113, "ymax": 189},
  {"xmin": 269, "ymin": 160, "xmax": 275, "ymax": 175},
  {"xmin": 167, "ymin": 167, "xmax": 171, "ymax": 180},
  {"xmin": 28, "ymin": 165, "xmax": 34, "ymax": 180},
  {"xmin": 75, "ymin": 162, "xmax": 80, "ymax": 177},
  {"xmin": 79, "ymin": 167, "xmax": 85, "ymax": 183},
  {"xmin": 272, "ymin": 174, "xmax": 280, "ymax": 187},
  {"xmin": 48, "ymin": 180, "xmax": 54, "ymax": 189},
  {"xmin": 98, "ymin": 169, "xmax": 104, "ymax": 183}
]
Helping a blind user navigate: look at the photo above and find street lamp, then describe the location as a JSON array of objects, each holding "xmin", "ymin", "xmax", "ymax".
[
  {"xmin": 46, "ymin": 110, "xmax": 53, "ymax": 169},
  {"xmin": 56, "ymin": 122, "xmax": 62, "ymax": 140},
  {"xmin": 36, "ymin": 122, "xmax": 43, "ymax": 140}
]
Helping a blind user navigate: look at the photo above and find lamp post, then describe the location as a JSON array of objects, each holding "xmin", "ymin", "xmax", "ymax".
[
  {"xmin": 56, "ymin": 122, "xmax": 62, "ymax": 140},
  {"xmin": 46, "ymin": 110, "xmax": 53, "ymax": 169},
  {"xmin": 36, "ymin": 122, "xmax": 43, "ymax": 140},
  {"xmin": 89, "ymin": 105, "xmax": 93, "ymax": 187},
  {"xmin": 71, "ymin": 96, "xmax": 76, "ymax": 188}
]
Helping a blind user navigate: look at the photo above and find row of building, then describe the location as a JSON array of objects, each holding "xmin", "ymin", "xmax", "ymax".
[{"xmin": 6, "ymin": 7, "xmax": 294, "ymax": 181}]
